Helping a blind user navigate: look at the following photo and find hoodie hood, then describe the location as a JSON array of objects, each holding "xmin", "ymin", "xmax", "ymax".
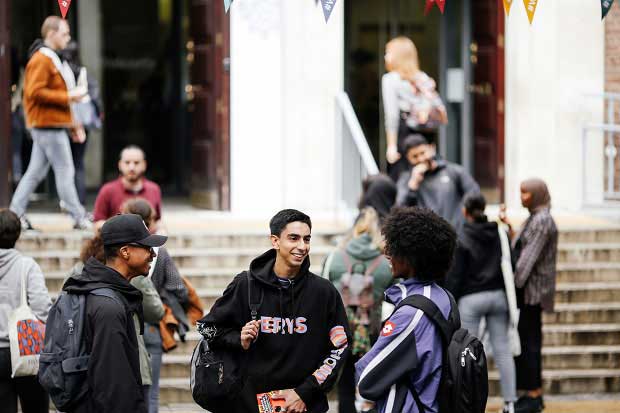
[
  {"xmin": 248, "ymin": 249, "xmax": 310, "ymax": 290},
  {"xmin": 0, "ymin": 249, "xmax": 21, "ymax": 281},
  {"xmin": 461, "ymin": 221, "xmax": 499, "ymax": 245},
  {"xmin": 345, "ymin": 234, "xmax": 382, "ymax": 261},
  {"xmin": 64, "ymin": 257, "xmax": 144, "ymax": 305},
  {"xmin": 28, "ymin": 39, "xmax": 47, "ymax": 59}
]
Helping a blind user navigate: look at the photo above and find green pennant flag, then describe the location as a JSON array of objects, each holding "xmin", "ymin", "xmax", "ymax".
[
  {"xmin": 224, "ymin": 0, "xmax": 232, "ymax": 13},
  {"xmin": 602, "ymin": 0, "xmax": 615, "ymax": 19}
]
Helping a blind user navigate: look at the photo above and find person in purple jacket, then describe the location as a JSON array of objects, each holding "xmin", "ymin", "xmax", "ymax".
[{"xmin": 355, "ymin": 207, "xmax": 457, "ymax": 413}]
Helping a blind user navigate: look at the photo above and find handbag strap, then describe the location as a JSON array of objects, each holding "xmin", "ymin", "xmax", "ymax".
[{"xmin": 19, "ymin": 259, "xmax": 27, "ymax": 307}]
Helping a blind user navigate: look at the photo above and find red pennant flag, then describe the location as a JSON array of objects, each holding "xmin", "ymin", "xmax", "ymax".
[
  {"xmin": 436, "ymin": 0, "xmax": 446, "ymax": 14},
  {"xmin": 424, "ymin": 0, "xmax": 435, "ymax": 16},
  {"xmin": 57, "ymin": 0, "xmax": 72, "ymax": 19}
]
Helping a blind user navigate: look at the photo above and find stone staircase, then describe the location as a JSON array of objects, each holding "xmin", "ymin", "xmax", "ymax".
[{"xmin": 15, "ymin": 226, "xmax": 620, "ymax": 406}]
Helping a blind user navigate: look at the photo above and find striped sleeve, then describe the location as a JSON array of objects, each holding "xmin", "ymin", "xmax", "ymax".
[{"xmin": 355, "ymin": 305, "xmax": 421, "ymax": 400}]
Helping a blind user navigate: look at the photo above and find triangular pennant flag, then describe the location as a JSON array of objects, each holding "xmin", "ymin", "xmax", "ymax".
[
  {"xmin": 224, "ymin": 0, "xmax": 232, "ymax": 13},
  {"xmin": 436, "ymin": 0, "xmax": 446, "ymax": 14},
  {"xmin": 57, "ymin": 0, "xmax": 72, "ymax": 19},
  {"xmin": 602, "ymin": 0, "xmax": 615, "ymax": 19},
  {"xmin": 320, "ymin": 0, "xmax": 337, "ymax": 22},
  {"xmin": 522, "ymin": 0, "xmax": 539, "ymax": 24},
  {"xmin": 502, "ymin": 0, "xmax": 514, "ymax": 15},
  {"xmin": 424, "ymin": 0, "xmax": 435, "ymax": 16}
]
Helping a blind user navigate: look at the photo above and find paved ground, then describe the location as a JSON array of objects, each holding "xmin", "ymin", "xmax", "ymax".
[{"xmin": 158, "ymin": 395, "xmax": 620, "ymax": 412}]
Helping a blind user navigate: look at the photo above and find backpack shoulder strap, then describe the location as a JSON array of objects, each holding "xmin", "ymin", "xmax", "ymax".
[
  {"xmin": 342, "ymin": 251, "xmax": 353, "ymax": 273},
  {"xmin": 247, "ymin": 272, "xmax": 263, "ymax": 321},
  {"xmin": 395, "ymin": 294, "xmax": 454, "ymax": 345},
  {"xmin": 365, "ymin": 255, "xmax": 384, "ymax": 276},
  {"xmin": 90, "ymin": 288, "xmax": 127, "ymax": 309}
]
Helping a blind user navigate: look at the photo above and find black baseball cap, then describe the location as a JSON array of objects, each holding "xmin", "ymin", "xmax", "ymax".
[{"xmin": 101, "ymin": 214, "xmax": 167, "ymax": 247}]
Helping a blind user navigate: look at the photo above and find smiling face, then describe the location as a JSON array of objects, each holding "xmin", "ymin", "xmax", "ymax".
[
  {"xmin": 271, "ymin": 222, "xmax": 312, "ymax": 270},
  {"xmin": 121, "ymin": 244, "xmax": 156, "ymax": 278},
  {"xmin": 406, "ymin": 143, "xmax": 435, "ymax": 167}
]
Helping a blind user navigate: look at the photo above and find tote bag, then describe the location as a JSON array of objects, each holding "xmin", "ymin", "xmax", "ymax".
[
  {"xmin": 8, "ymin": 262, "xmax": 45, "ymax": 377},
  {"xmin": 498, "ymin": 226, "xmax": 521, "ymax": 357}
]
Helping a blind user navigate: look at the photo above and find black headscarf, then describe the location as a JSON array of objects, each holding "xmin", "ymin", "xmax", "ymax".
[{"xmin": 359, "ymin": 174, "xmax": 397, "ymax": 221}]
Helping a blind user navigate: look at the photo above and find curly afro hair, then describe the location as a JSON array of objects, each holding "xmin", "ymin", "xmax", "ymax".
[{"xmin": 382, "ymin": 207, "xmax": 457, "ymax": 282}]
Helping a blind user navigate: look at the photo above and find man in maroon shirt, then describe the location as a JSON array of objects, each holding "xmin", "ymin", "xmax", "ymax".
[{"xmin": 93, "ymin": 145, "xmax": 162, "ymax": 229}]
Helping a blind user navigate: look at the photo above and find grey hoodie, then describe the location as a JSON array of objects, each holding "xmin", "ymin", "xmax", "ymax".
[{"xmin": 0, "ymin": 249, "xmax": 52, "ymax": 348}]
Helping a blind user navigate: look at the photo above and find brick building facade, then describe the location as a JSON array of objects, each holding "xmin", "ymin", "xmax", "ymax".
[{"xmin": 605, "ymin": 5, "xmax": 620, "ymax": 193}]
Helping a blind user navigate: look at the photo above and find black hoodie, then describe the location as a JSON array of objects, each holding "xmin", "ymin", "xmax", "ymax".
[
  {"xmin": 445, "ymin": 221, "xmax": 507, "ymax": 300},
  {"xmin": 199, "ymin": 249, "xmax": 350, "ymax": 413},
  {"xmin": 62, "ymin": 258, "xmax": 146, "ymax": 413}
]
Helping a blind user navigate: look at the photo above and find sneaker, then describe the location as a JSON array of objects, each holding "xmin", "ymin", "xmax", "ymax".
[
  {"xmin": 73, "ymin": 217, "xmax": 93, "ymax": 231},
  {"xmin": 515, "ymin": 396, "xmax": 543, "ymax": 413},
  {"xmin": 502, "ymin": 401, "xmax": 515, "ymax": 413},
  {"xmin": 20, "ymin": 215, "xmax": 38, "ymax": 232}
]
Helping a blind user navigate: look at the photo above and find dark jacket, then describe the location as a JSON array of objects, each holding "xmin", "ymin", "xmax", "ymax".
[
  {"xmin": 396, "ymin": 160, "xmax": 480, "ymax": 232},
  {"xmin": 199, "ymin": 249, "xmax": 350, "ymax": 413},
  {"xmin": 63, "ymin": 258, "xmax": 147, "ymax": 413},
  {"xmin": 445, "ymin": 221, "xmax": 506, "ymax": 300}
]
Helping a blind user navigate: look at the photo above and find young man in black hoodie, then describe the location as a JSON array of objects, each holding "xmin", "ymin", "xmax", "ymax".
[
  {"xmin": 62, "ymin": 214, "xmax": 167, "ymax": 413},
  {"xmin": 199, "ymin": 209, "xmax": 350, "ymax": 413}
]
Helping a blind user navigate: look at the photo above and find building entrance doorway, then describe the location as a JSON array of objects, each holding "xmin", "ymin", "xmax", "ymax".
[{"xmin": 4, "ymin": 0, "xmax": 230, "ymax": 210}]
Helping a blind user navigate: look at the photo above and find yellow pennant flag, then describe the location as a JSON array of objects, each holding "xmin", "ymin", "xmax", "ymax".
[
  {"xmin": 523, "ymin": 0, "xmax": 539, "ymax": 24},
  {"xmin": 503, "ymin": 0, "xmax": 513, "ymax": 15}
]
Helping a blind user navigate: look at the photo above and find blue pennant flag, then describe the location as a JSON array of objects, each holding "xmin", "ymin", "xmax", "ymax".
[
  {"xmin": 320, "ymin": 0, "xmax": 337, "ymax": 22},
  {"xmin": 224, "ymin": 0, "xmax": 232, "ymax": 13},
  {"xmin": 602, "ymin": 0, "xmax": 615, "ymax": 19}
]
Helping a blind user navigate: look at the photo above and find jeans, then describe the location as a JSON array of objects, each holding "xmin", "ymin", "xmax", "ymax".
[
  {"xmin": 0, "ymin": 348, "xmax": 49, "ymax": 413},
  {"xmin": 148, "ymin": 352, "xmax": 162, "ymax": 413},
  {"xmin": 10, "ymin": 128, "xmax": 86, "ymax": 222},
  {"xmin": 459, "ymin": 289, "xmax": 517, "ymax": 403},
  {"xmin": 70, "ymin": 136, "xmax": 87, "ymax": 206},
  {"xmin": 515, "ymin": 304, "xmax": 542, "ymax": 391}
]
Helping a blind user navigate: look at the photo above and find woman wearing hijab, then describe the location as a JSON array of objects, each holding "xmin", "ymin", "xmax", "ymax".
[
  {"xmin": 359, "ymin": 174, "xmax": 397, "ymax": 222},
  {"xmin": 500, "ymin": 179, "xmax": 558, "ymax": 413}
]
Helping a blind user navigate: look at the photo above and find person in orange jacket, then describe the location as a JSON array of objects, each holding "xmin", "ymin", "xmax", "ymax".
[{"xmin": 10, "ymin": 16, "xmax": 90, "ymax": 231}]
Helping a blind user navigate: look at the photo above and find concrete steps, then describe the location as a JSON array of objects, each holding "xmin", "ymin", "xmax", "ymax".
[{"xmin": 15, "ymin": 225, "xmax": 620, "ymax": 404}]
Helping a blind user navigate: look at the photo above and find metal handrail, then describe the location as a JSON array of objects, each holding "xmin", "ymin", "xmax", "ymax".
[{"xmin": 336, "ymin": 92, "xmax": 379, "ymax": 175}]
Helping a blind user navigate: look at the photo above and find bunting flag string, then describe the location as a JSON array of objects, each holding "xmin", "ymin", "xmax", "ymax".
[
  {"xmin": 57, "ymin": 0, "xmax": 72, "ymax": 19},
  {"xmin": 502, "ymin": 0, "xmax": 514, "ymax": 16},
  {"xmin": 523, "ymin": 0, "xmax": 539, "ymax": 24},
  {"xmin": 320, "ymin": 0, "xmax": 337, "ymax": 22},
  {"xmin": 602, "ymin": 0, "xmax": 615, "ymax": 19},
  {"xmin": 424, "ymin": 0, "xmax": 435, "ymax": 16},
  {"xmin": 224, "ymin": 0, "xmax": 232, "ymax": 13}
]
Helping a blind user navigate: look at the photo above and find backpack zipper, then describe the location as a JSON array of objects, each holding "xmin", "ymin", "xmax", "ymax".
[{"xmin": 460, "ymin": 348, "xmax": 477, "ymax": 367}]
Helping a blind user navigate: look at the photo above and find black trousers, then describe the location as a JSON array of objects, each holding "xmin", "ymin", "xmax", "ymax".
[
  {"xmin": 337, "ymin": 354, "xmax": 361, "ymax": 413},
  {"xmin": 70, "ymin": 136, "xmax": 88, "ymax": 206},
  {"xmin": 0, "ymin": 348, "xmax": 49, "ymax": 413},
  {"xmin": 514, "ymin": 304, "xmax": 543, "ymax": 391}
]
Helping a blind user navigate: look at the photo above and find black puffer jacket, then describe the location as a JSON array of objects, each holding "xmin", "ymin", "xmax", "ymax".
[
  {"xmin": 63, "ymin": 258, "xmax": 146, "ymax": 413},
  {"xmin": 445, "ymin": 221, "xmax": 508, "ymax": 300}
]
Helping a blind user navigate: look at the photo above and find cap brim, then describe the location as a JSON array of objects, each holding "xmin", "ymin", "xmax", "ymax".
[{"xmin": 136, "ymin": 234, "xmax": 168, "ymax": 248}]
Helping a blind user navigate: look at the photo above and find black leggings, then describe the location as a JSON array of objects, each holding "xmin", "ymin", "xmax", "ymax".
[
  {"xmin": 0, "ymin": 348, "xmax": 49, "ymax": 413},
  {"xmin": 514, "ymin": 304, "xmax": 543, "ymax": 390}
]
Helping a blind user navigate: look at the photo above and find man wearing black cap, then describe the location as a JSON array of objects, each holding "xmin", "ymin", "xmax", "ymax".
[{"xmin": 62, "ymin": 214, "xmax": 167, "ymax": 413}]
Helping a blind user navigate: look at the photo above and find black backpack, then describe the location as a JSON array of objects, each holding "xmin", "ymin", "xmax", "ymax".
[
  {"xmin": 393, "ymin": 290, "xmax": 488, "ymax": 413},
  {"xmin": 38, "ymin": 288, "xmax": 126, "ymax": 412},
  {"xmin": 191, "ymin": 273, "xmax": 263, "ymax": 410}
]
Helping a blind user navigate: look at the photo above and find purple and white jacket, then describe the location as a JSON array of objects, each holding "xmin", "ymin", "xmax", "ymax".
[{"xmin": 355, "ymin": 278, "xmax": 451, "ymax": 413}]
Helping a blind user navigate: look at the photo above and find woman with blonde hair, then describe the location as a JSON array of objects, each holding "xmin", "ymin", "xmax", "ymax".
[
  {"xmin": 322, "ymin": 207, "xmax": 393, "ymax": 413},
  {"xmin": 382, "ymin": 36, "xmax": 447, "ymax": 181}
]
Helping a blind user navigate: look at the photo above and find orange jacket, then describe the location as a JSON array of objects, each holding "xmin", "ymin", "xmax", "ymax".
[
  {"xmin": 159, "ymin": 277, "xmax": 205, "ymax": 352},
  {"xmin": 23, "ymin": 50, "xmax": 72, "ymax": 128}
]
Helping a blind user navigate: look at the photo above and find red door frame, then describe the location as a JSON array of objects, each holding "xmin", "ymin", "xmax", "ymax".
[{"xmin": 0, "ymin": 0, "xmax": 11, "ymax": 207}]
